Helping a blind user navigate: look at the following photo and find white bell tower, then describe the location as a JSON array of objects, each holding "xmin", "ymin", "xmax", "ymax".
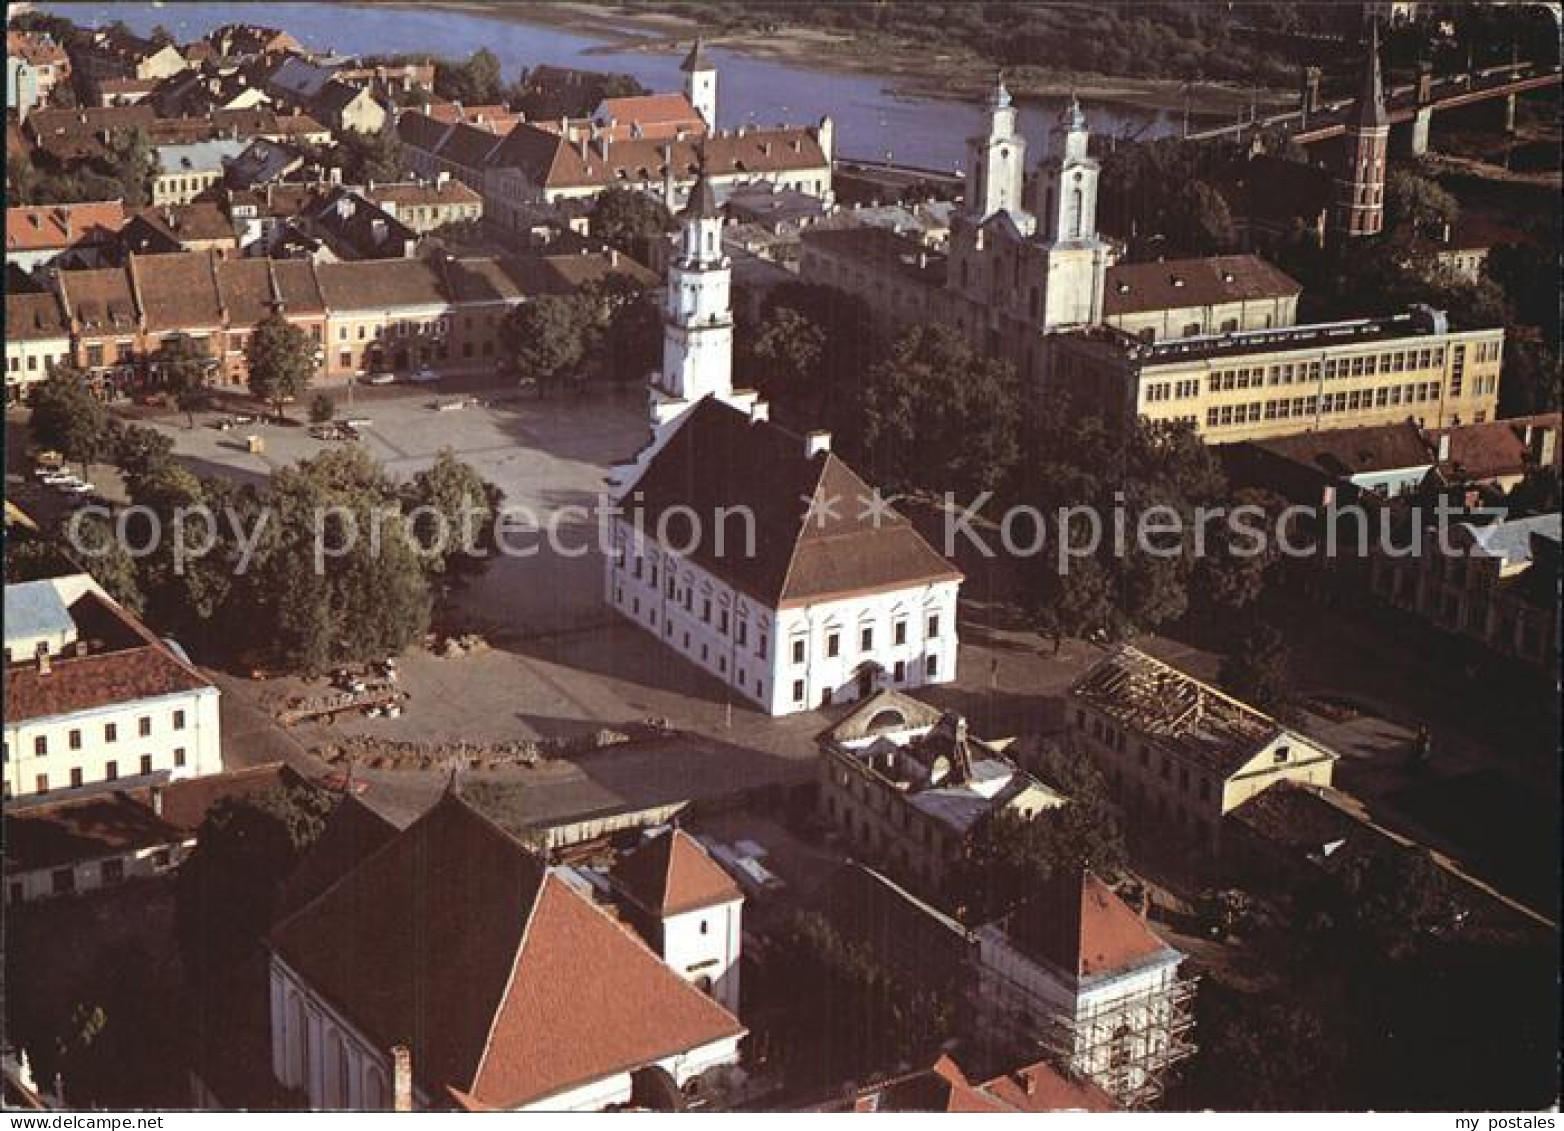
[
  {"xmin": 681, "ymin": 38, "xmax": 717, "ymax": 130},
  {"xmin": 1031, "ymin": 96, "xmax": 1108, "ymax": 329},
  {"xmin": 653, "ymin": 166, "xmax": 733, "ymax": 421},
  {"xmin": 964, "ymin": 75, "xmax": 1027, "ymax": 222}
]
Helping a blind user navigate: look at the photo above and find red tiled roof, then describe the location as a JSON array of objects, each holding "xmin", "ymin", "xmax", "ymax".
[
  {"xmin": 130, "ymin": 251, "xmax": 225, "ymax": 331},
  {"xmin": 269, "ymin": 793, "xmax": 744, "ymax": 1109},
  {"xmin": 627, "ymin": 398, "xmax": 961, "ymax": 608},
  {"xmin": 6, "ymin": 200, "xmax": 127, "ymax": 252},
  {"xmin": 7, "ymin": 30, "xmax": 69, "ymax": 68},
  {"xmin": 1431, "ymin": 413, "xmax": 1562, "ymax": 482},
  {"xmin": 1104, "ymin": 254, "xmax": 1300, "ymax": 317},
  {"xmin": 979, "ymin": 1059, "xmax": 1118, "ymax": 1113},
  {"xmin": 4, "ymin": 292, "xmax": 70, "ymax": 342},
  {"xmin": 1011, "ymin": 869, "xmax": 1177, "ymax": 982},
  {"xmin": 611, "ymin": 829, "xmax": 742, "ymax": 916}
]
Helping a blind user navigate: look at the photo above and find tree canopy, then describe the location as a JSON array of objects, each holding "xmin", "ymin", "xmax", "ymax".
[{"xmin": 245, "ymin": 312, "xmax": 316, "ymax": 421}]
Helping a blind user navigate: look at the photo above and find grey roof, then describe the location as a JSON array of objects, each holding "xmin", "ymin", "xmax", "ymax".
[
  {"xmin": 4, "ymin": 580, "xmax": 75, "ymax": 648},
  {"xmin": 906, "ymin": 758, "xmax": 1033, "ymax": 834},
  {"xmin": 1461, "ymin": 513, "xmax": 1562, "ymax": 567},
  {"xmin": 680, "ymin": 38, "xmax": 711, "ymax": 73},
  {"xmin": 155, "ymin": 138, "xmax": 248, "ymax": 175}
]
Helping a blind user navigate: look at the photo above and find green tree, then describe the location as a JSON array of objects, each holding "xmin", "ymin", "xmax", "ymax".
[
  {"xmin": 1193, "ymin": 487, "xmax": 1286, "ymax": 614},
  {"xmin": 437, "ymin": 47, "xmax": 503, "ymax": 104},
  {"xmin": 860, "ymin": 323, "xmax": 1021, "ymax": 499},
  {"xmin": 589, "ymin": 274, "xmax": 661, "ymax": 383},
  {"xmin": 588, "ymin": 187, "xmax": 674, "ymax": 255},
  {"xmin": 1219, "ymin": 619, "xmax": 1293, "ymax": 717},
  {"xmin": 309, "ymin": 392, "xmax": 336, "ymax": 424},
  {"xmin": 503, "ymin": 294, "xmax": 596, "ymax": 395},
  {"xmin": 1383, "ymin": 167, "xmax": 1459, "ymax": 238},
  {"xmin": 1166, "ymin": 178, "xmax": 1236, "ymax": 256},
  {"xmin": 245, "ymin": 312, "xmax": 316, "ymax": 422},
  {"xmin": 111, "ymin": 422, "xmax": 176, "ymax": 496},
  {"xmin": 102, "ymin": 126, "xmax": 155, "ymax": 207},
  {"xmin": 63, "ymin": 510, "xmax": 145, "ymax": 614},
  {"xmin": 152, "ymin": 333, "xmax": 214, "ymax": 427},
  {"xmin": 338, "ymin": 123, "xmax": 406, "ymax": 184},
  {"xmin": 749, "ymin": 306, "xmax": 826, "ymax": 403},
  {"xmin": 401, "ymin": 448, "xmax": 500, "ymax": 574},
  {"xmin": 28, "ymin": 367, "xmax": 112, "ymax": 474},
  {"xmin": 958, "ymin": 742, "xmax": 1127, "ymax": 919},
  {"xmin": 252, "ymin": 446, "xmax": 432, "ymax": 673},
  {"xmin": 175, "ymin": 784, "xmax": 336, "ymax": 983}
]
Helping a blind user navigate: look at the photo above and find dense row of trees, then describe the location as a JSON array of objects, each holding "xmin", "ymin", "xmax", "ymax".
[
  {"xmin": 27, "ymin": 368, "xmax": 498, "ymax": 673},
  {"xmin": 503, "ymin": 274, "xmax": 660, "ymax": 393}
]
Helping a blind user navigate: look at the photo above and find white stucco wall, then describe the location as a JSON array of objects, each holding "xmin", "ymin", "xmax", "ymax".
[{"xmin": 662, "ymin": 899, "xmax": 743, "ymax": 1014}]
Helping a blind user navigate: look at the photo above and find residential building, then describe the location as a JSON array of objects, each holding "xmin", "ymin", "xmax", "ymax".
[
  {"xmin": 4, "ymin": 762, "xmax": 301, "ymax": 905},
  {"xmin": 1219, "ymin": 420, "xmax": 1438, "ymax": 507},
  {"xmin": 679, "ymin": 39, "xmax": 717, "ymax": 129},
  {"xmin": 116, "ymin": 202, "xmax": 239, "ymax": 258},
  {"xmin": 1369, "ymin": 511, "xmax": 1560, "ymax": 668},
  {"xmin": 817, "ymin": 690, "xmax": 1063, "ymax": 898},
  {"xmin": 974, "ymin": 869, "xmax": 1194, "ymax": 1107},
  {"xmin": 1052, "ymin": 306, "xmax": 1504, "ymax": 443},
  {"xmin": 1066, "ymin": 645, "xmax": 1338, "ymax": 848},
  {"xmin": 223, "ymin": 137, "xmax": 305, "ymax": 191},
  {"xmin": 267, "ymin": 791, "xmax": 745, "ymax": 1110},
  {"xmin": 592, "ymin": 91, "xmax": 707, "ymax": 141},
  {"xmin": 359, "ymin": 175, "xmax": 483, "ymax": 234},
  {"xmin": 72, "ymin": 26, "xmax": 188, "ymax": 101},
  {"xmin": 6, "ymin": 30, "xmax": 70, "ymax": 111},
  {"xmin": 1428, "ymin": 412, "xmax": 1561, "ymax": 494},
  {"xmin": 605, "ymin": 172, "xmax": 961, "ymax": 716},
  {"xmin": 3, "ymin": 574, "xmax": 223, "ymax": 804},
  {"xmin": 310, "ymin": 189, "xmax": 420, "ymax": 260},
  {"xmin": 263, "ymin": 56, "xmax": 388, "ymax": 135},
  {"xmin": 23, "ymin": 105, "xmax": 158, "ymax": 167},
  {"xmin": 5, "ymin": 199, "xmax": 127, "ymax": 275},
  {"xmin": 152, "ymin": 138, "xmax": 249, "ymax": 206},
  {"xmin": 4, "ymin": 290, "xmax": 71, "ymax": 402},
  {"xmin": 203, "ymin": 24, "xmax": 304, "ymax": 61},
  {"xmin": 7, "ymin": 51, "xmax": 41, "ymax": 119},
  {"xmin": 609, "ymin": 828, "xmax": 744, "ymax": 1014}
]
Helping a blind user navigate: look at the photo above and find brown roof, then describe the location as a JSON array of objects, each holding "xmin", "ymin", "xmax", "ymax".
[
  {"xmin": 57, "ymin": 265, "xmax": 141, "ymax": 333},
  {"xmin": 7, "ymin": 30, "xmax": 70, "ymax": 68},
  {"xmin": 1431, "ymin": 413, "xmax": 1562, "ymax": 482},
  {"xmin": 831, "ymin": 1052, "xmax": 1115, "ymax": 1113},
  {"xmin": 803, "ymin": 225, "xmax": 945, "ymax": 286},
  {"xmin": 611, "ymin": 829, "xmax": 743, "ymax": 916},
  {"xmin": 978, "ymin": 1059, "xmax": 1118, "ymax": 1113},
  {"xmin": 4, "ymin": 291, "xmax": 71, "ymax": 342},
  {"xmin": 491, "ymin": 124, "xmax": 826, "ymax": 191},
  {"xmin": 274, "ymin": 793, "xmax": 400, "ymax": 920},
  {"xmin": 126, "ymin": 202, "xmax": 236, "ymax": 248},
  {"xmin": 628, "ymin": 398, "xmax": 961, "ymax": 608},
  {"xmin": 1104, "ymin": 254, "xmax": 1300, "ymax": 317},
  {"xmin": 1011, "ymin": 869, "xmax": 1178, "ymax": 983},
  {"xmin": 368, "ymin": 179, "xmax": 483, "ymax": 208},
  {"xmin": 1250, "ymin": 420, "xmax": 1435, "ymax": 477},
  {"xmin": 315, "ymin": 258, "xmax": 448, "ymax": 310},
  {"xmin": 6, "ymin": 200, "xmax": 127, "ymax": 252},
  {"xmin": 215, "ymin": 256, "xmax": 326, "ymax": 327},
  {"xmin": 3, "ymin": 792, "xmax": 182, "ymax": 872},
  {"xmin": 130, "ymin": 251, "xmax": 225, "ymax": 330},
  {"xmin": 270, "ymin": 792, "xmax": 743, "ymax": 1108},
  {"xmin": 4, "ymin": 591, "xmax": 215, "ymax": 724}
]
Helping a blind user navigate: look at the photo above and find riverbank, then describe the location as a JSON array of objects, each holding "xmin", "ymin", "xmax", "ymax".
[{"xmin": 367, "ymin": 0, "xmax": 1291, "ymax": 120}]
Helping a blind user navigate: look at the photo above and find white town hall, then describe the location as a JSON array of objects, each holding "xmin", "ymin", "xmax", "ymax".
[{"xmin": 606, "ymin": 168, "xmax": 963, "ymax": 716}]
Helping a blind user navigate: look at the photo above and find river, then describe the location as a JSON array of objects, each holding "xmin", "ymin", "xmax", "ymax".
[{"xmin": 42, "ymin": 1, "xmax": 1180, "ymax": 169}]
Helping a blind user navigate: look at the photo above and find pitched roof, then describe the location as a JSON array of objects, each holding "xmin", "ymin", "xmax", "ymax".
[
  {"xmin": 831, "ymin": 1052, "xmax": 1116, "ymax": 1113},
  {"xmin": 491, "ymin": 124, "xmax": 826, "ymax": 191},
  {"xmin": 7, "ymin": 30, "xmax": 70, "ymax": 67},
  {"xmin": 4, "ymin": 291, "xmax": 71, "ymax": 342},
  {"xmin": 274, "ymin": 793, "xmax": 400, "ymax": 920},
  {"xmin": 1249, "ymin": 420, "xmax": 1435, "ymax": 478},
  {"xmin": 315, "ymin": 258, "xmax": 448, "ymax": 310},
  {"xmin": 4, "ymin": 589, "xmax": 215, "ymax": 724},
  {"xmin": 270, "ymin": 792, "xmax": 743, "ymax": 1109},
  {"xmin": 625, "ymin": 397, "xmax": 961, "ymax": 608},
  {"xmin": 56, "ymin": 265, "xmax": 140, "ymax": 332},
  {"xmin": 1459, "ymin": 513, "xmax": 1562, "ymax": 567},
  {"xmin": 1010, "ymin": 869, "xmax": 1179, "ymax": 983},
  {"xmin": 680, "ymin": 39, "xmax": 712, "ymax": 73},
  {"xmin": 595, "ymin": 92, "xmax": 704, "ymax": 138},
  {"xmin": 122, "ymin": 202, "xmax": 236, "ymax": 252},
  {"xmin": 214, "ymin": 256, "xmax": 326, "ymax": 326},
  {"xmin": 978, "ymin": 1059, "xmax": 1118, "ymax": 1113},
  {"xmin": 130, "ymin": 251, "xmax": 226, "ymax": 330},
  {"xmin": 1104, "ymin": 254, "xmax": 1301, "ymax": 317},
  {"xmin": 1352, "ymin": 23, "xmax": 1389, "ymax": 130},
  {"xmin": 6, "ymin": 200, "xmax": 127, "ymax": 253},
  {"xmin": 611, "ymin": 828, "xmax": 743, "ymax": 916},
  {"xmin": 1431, "ymin": 413, "xmax": 1562, "ymax": 482},
  {"xmin": 3, "ymin": 792, "xmax": 182, "ymax": 872}
]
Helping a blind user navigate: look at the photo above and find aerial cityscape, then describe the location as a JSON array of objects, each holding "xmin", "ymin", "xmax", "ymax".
[{"xmin": 2, "ymin": 0, "xmax": 1559, "ymax": 1116}]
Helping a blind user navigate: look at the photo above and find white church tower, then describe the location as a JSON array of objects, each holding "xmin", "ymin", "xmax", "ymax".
[
  {"xmin": 964, "ymin": 75, "xmax": 1029, "ymax": 224},
  {"xmin": 1031, "ymin": 96, "xmax": 1108, "ymax": 329},
  {"xmin": 681, "ymin": 38, "xmax": 717, "ymax": 130},
  {"xmin": 653, "ymin": 164, "xmax": 735, "ymax": 426}
]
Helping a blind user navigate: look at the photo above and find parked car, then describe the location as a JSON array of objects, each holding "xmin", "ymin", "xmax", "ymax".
[
  {"xmin": 407, "ymin": 366, "xmax": 441, "ymax": 384},
  {"xmin": 365, "ymin": 371, "xmax": 396, "ymax": 386},
  {"xmin": 57, "ymin": 480, "xmax": 96, "ymax": 495}
]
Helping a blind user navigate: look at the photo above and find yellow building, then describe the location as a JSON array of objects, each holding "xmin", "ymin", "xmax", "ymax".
[
  {"xmin": 1067, "ymin": 646, "xmax": 1338, "ymax": 850},
  {"xmin": 1054, "ymin": 306, "xmax": 1503, "ymax": 443}
]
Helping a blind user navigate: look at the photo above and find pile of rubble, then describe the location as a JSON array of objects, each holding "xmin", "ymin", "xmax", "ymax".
[
  {"xmin": 314, "ymin": 719, "xmax": 677, "ymax": 772},
  {"xmin": 430, "ymin": 632, "xmax": 489, "ymax": 659}
]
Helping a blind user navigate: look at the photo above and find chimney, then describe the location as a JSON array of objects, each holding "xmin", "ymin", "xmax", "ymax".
[
  {"xmin": 35, "ymin": 644, "xmax": 52, "ymax": 676},
  {"xmin": 1023, "ymin": 1071, "xmax": 1038, "ymax": 1097},
  {"xmin": 805, "ymin": 430, "xmax": 831, "ymax": 457},
  {"xmin": 150, "ymin": 785, "xmax": 164, "ymax": 817},
  {"xmin": 392, "ymin": 1045, "xmax": 413, "ymax": 1112},
  {"xmin": 1538, "ymin": 427, "xmax": 1558, "ymax": 469},
  {"xmin": 1437, "ymin": 432, "xmax": 1451, "ymax": 462},
  {"xmin": 748, "ymin": 400, "xmax": 770, "ymax": 424}
]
